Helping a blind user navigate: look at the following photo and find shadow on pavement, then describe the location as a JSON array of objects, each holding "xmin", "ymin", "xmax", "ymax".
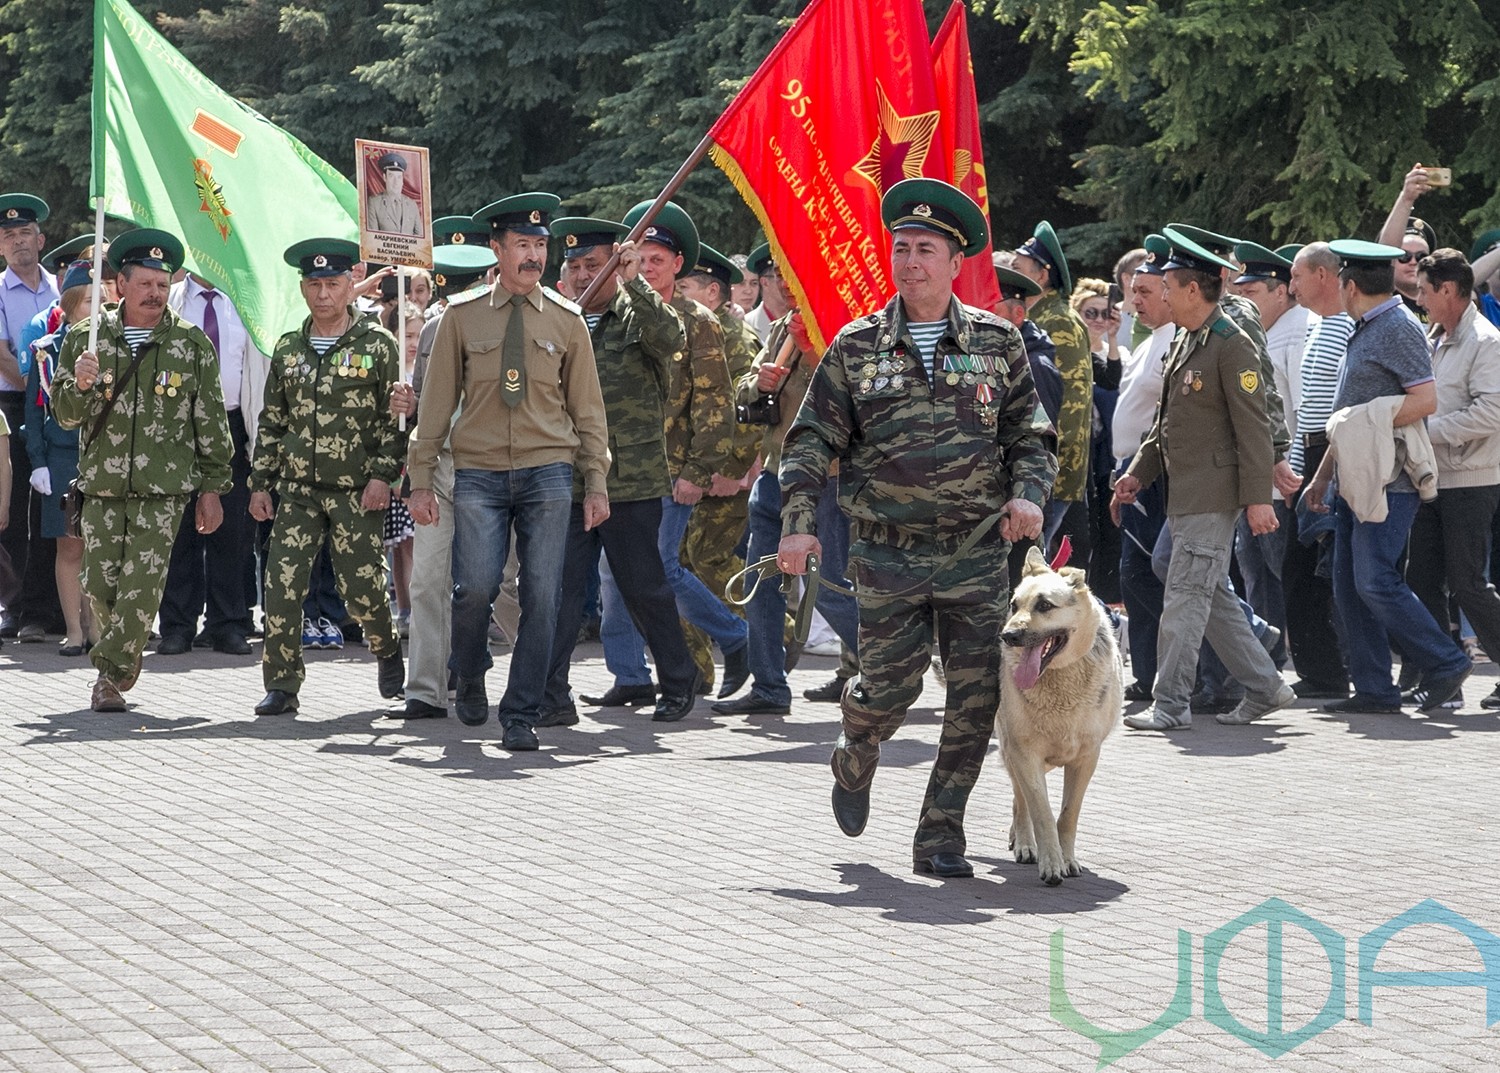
[
  {"xmin": 1310, "ymin": 708, "xmax": 1500, "ymax": 742},
  {"xmin": 757, "ymin": 860, "xmax": 1127, "ymax": 924}
]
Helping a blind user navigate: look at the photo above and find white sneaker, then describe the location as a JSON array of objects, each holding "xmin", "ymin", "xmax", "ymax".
[
  {"xmin": 1124, "ymin": 706, "xmax": 1191, "ymax": 730},
  {"xmin": 1217, "ymin": 682, "xmax": 1297, "ymax": 725}
]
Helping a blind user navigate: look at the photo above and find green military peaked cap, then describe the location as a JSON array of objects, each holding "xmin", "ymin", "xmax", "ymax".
[
  {"xmin": 993, "ymin": 263, "xmax": 1040, "ymax": 302},
  {"xmin": 0, "ymin": 192, "xmax": 49, "ymax": 228},
  {"xmin": 550, "ymin": 217, "xmax": 629, "ymax": 260},
  {"xmin": 1168, "ymin": 223, "xmax": 1239, "ymax": 258},
  {"xmin": 1328, "ymin": 239, "xmax": 1410, "ymax": 266},
  {"xmin": 43, "ymin": 234, "xmax": 98, "ymax": 277},
  {"xmin": 689, "ymin": 243, "xmax": 743, "ymax": 286},
  {"xmin": 1275, "ymin": 243, "xmax": 1304, "ymax": 262},
  {"xmin": 432, "ymin": 244, "xmax": 495, "ymax": 296},
  {"xmin": 108, "ymin": 228, "xmax": 184, "ymax": 273},
  {"xmin": 746, "ymin": 241, "xmax": 773, "ymax": 277},
  {"xmin": 623, "ymin": 200, "xmax": 701, "ymax": 277},
  {"xmin": 433, "ymin": 215, "xmax": 491, "ymax": 248},
  {"xmin": 1138, "ymin": 233, "xmax": 1170, "ymax": 276},
  {"xmin": 474, "ymin": 192, "xmax": 561, "ymax": 237},
  {"xmin": 1469, "ymin": 228, "xmax": 1500, "ymax": 264},
  {"xmin": 1014, "ymin": 220, "xmax": 1071, "ymax": 296},
  {"xmin": 283, "ymin": 237, "xmax": 360, "ymax": 277},
  {"xmin": 882, "ymin": 178, "xmax": 987, "ymax": 258},
  {"xmin": 1160, "ymin": 226, "xmax": 1239, "ymax": 274},
  {"xmin": 1233, "ymin": 241, "xmax": 1293, "ymax": 285}
]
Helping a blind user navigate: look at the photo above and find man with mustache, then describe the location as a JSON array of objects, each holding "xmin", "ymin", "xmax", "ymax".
[
  {"xmin": 50, "ymin": 229, "xmax": 233, "ymax": 711},
  {"xmin": 408, "ymin": 193, "xmax": 609, "ymax": 752}
]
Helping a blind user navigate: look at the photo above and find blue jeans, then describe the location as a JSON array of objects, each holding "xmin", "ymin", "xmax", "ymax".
[
  {"xmin": 1333, "ymin": 491, "xmax": 1469, "ymax": 704},
  {"xmin": 450, "ymin": 463, "xmax": 573, "ymax": 723},
  {"xmin": 600, "ymin": 496, "xmax": 749, "ymax": 686},
  {"xmin": 744, "ymin": 471, "xmax": 858, "ymax": 704}
]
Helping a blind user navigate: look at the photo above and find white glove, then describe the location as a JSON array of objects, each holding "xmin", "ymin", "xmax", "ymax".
[{"xmin": 30, "ymin": 467, "xmax": 52, "ymax": 497}]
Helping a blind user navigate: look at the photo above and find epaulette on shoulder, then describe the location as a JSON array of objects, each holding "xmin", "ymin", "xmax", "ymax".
[
  {"xmin": 446, "ymin": 287, "xmax": 488, "ymax": 308},
  {"xmin": 543, "ymin": 286, "xmax": 582, "ymax": 316},
  {"xmin": 1211, "ymin": 315, "xmax": 1238, "ymax": 338}
]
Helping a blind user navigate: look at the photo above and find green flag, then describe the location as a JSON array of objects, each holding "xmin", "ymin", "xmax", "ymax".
[{"xmin": 91, "ymin": 0, "xmax": 358, "ymax": 353}]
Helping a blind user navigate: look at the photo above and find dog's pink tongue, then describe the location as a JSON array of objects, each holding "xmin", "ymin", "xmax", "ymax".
[{"xmin": 1014, "ymin": 644, "xmax": 1044, "ymax": 690}]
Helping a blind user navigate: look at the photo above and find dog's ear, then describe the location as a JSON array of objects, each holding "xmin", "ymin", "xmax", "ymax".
[
  {"xmin": 1059, "ymin": 566, "xmax": 1088, "ymax": 590},
  {"xmin": 1023, "ymin": 545, "xmax": 1049, "ymax": 577}
]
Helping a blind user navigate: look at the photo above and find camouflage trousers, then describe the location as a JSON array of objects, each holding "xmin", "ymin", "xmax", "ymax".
[
  {"xmin": 681, "ymin": 491, "xmax": 749, "ymax": 689},
  {"xmin": 262, "ymin": 486, "xmax": 398, "ymax": 693},
  {"xmin": 81, "ymin": 494, "xmax": 188, "ymax": 684},
  {"xmin": 834, "ymin": 535, "xmax": 1008, "ymax": 860}
]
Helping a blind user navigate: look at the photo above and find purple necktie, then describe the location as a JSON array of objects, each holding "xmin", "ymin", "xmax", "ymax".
[{"xmin": 202, "ymin": 289, "xmax": 221, "ymax": 356}]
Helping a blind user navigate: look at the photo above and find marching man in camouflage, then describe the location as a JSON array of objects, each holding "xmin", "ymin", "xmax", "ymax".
[
  {"xmin": 248, "ymin": 238, "xmax": 405, "ymax": 716},
  {"xmin": 51, "ymin": 229, "xmax": 233, "ymax": 712},
  {"xmin": 778, "ymin": 179, "xmax": 1057, "ymax": 879}
]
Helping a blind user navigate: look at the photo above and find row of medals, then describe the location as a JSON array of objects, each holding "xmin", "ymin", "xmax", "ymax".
[
  {"xmin": 282, "ymin": 350, "xmax": 374, "ymax": 378},
  {"xmin": 858, "ymin": 355, "xmax": 1000, "ymax": 405},
  {"xmin": 153, "ymin": 371, "xmax": 183, "ymax": 397}
]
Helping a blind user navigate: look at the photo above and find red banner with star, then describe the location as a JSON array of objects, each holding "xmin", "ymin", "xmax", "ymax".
[
  {"xmin": 932, "ymin": 2, "xmax": 1001, "ymax": 312},
  {"xmin": 707, "ymin": 0, "xmax": 941, "ymax": 353}
]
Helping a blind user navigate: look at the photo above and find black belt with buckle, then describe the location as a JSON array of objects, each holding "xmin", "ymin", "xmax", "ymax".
[{"xmin": 1302, "ymin": 431, "xmax": 1328, "ymax": 448}]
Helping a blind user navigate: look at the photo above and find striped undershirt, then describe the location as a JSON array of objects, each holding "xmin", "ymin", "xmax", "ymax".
[
  {"xmin": 309, "ymin": 336, "xmax": 341, "ymax": 356},
  {"xmin": 584, "ymin": 313, "xmax": 604, "ymax": 333},
  {"xmin": 1288, "ymin": 312, "xmax": 1355, "ymax": 475},
  {"xmin": 905, "ymin": 320, "xmax": 946, "ymax": 380},
  {"xmin": 121, "ymin": 327, "xmax": 153, "ymax": 353}
]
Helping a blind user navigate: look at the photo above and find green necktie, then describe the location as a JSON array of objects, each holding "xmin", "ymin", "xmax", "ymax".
[{"xmin": 502, "ymin": 291, "xmax": 527, "ymax": 407}]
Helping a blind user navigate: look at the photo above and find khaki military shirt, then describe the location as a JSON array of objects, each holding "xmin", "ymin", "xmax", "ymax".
[
  {"xmin": 714, "ymin": 301, "xmax": 765, "ymax": 483},
  {"xmin": 1028, "ymin": 290, "xmax": 1092, "ymax": 503},
  {"xmin": 52, "ymin": 306, "xmax": 232, "ymax": 498},
  {"xmin": 409, "ymin": 282, "xmax": 609, "ymax": 497},
  {"xmin": 1126, "ymin": 312, "xmax": 1273, "ymax": 515},
  {"xmin": 665, "ymin": 295, "xmax": 734, "ymax": 489}
]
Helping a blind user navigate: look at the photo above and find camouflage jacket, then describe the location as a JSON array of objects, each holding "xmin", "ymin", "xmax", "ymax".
[
  {"xmin": 780, "ymin": 294, "xmax": 1057, "ymax": 543},
  {"xmin": 735, "ymin": 314, "xmax": 816, "ymax": 474},
  {"xmin": 1220, "ymin": 292, "xmax": 1290, "ymax": 461},
  {"xmin": 714, "ymin": 301, "xmax": 765, "ymax": 482},
  {"xmin": 1028, "ymin": 290, "xmax": 1092, "ymax": 502},
  {"xmin": 665, "ymin": 295, "xmax": 734, "ymax": 489},
  {"xmin": 52, "ymin": 305, "xmax": 232, "ymax": 498},
  {"xmin": 585, "ymin": 276, "xmax": 684, "ymax": 503},
  {"xmin": 250, "ymin": 307, "xmax": 403, "ymax": 494}
]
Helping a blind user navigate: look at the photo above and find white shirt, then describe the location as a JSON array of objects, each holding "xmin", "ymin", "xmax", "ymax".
[
  {"xmin": 1112, "ymin": 323, "xmax": 1176, "ymax": 462},
  {"xmin": 175, "ymin": 276, "xmax": 249, "ymax": 410},
  {"xmin": 1265, "ymin": 303, "xmax": 1314, "ymax": 450}
]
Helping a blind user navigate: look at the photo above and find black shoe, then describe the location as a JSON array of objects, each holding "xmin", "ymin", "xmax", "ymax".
[
  {"xmin": 156, "ymin": 634, "xmax": 193, "ymax": 655},
  {"xmin": 213, "ymin": 634, "xmax": 252, "ymax": 656},
  {"xmin": 1410, "ymin": 664, "xmax": 1472, "ymax": 712},
  {"xmin": 501, "ymin": 720, "xmax": 539, "ymax": 751},
  {"xmin": 254, "ymin": 690, "xmax": 299, "ymax": 715},
  {"xmin": 395, "ymin": 698, "xmax": 447, "ymax": 719},
  {"xmin": 1292, "ymin": 679, "xmax": 1349, "ymax": 700},
  {"xmin": 581, "ymin": 683, "xmax": 656, "ymax": 707},
  {"xmin": 1122, "ymin": 680, "xmax": 1153, "ymax": 703},
  {"xmin": 1189, "ymin": 692, "xmax": 1239, "ymax": 716},
  {"xmin": 831, "ymin": 783, "xmax": 869, "ymax": 837},
  {"xmin": 192, "ymin": 629, "xmax": 213, "ymax": 649},
  {"xmin": 653, "ymin": 673, "xmax": 701, "ymax": 722},
  {"xmin": 377, "ymin": 650, "xmax": 405, "ymax": 699},
  {"xmin": 455, "ymin": 676, "xmax": 489, "ymax": 726},
  {"xmin": 914, "ymin": 852, "xmax": 974, "ymax": 878},
  {"xmin": 1322, "ymin": 695, "xmax": 1402, "ymax": 714},
  {"xmin": 0, "ymin": 614, "xmax": 19, "ymax": 638},
  {"xmin": 710, "ymin": 693, "xmax": 790, "ymax": 715},
  {"xmin": 718, "ymin": 644, "xmax": 750, "ymax": 699},
  {"xmin": 534, "ymin": 703, "xmax": 579, "ymax": 728},
  {"xmin": 803, "ymin": 676, "xmax": 850, "ymax": 703},
  {"xmin": 1481, "ymin": 685, "xmax": 1500, "ymax": 710}
]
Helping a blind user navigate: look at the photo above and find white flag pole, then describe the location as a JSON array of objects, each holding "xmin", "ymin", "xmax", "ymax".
[
  {"xmin": 398, "ymin": 270, "xmax": 407, "ymax": 433},
  {"xmin": 86, "ymin": 200, "xmax": 106, "ymax": 354}
]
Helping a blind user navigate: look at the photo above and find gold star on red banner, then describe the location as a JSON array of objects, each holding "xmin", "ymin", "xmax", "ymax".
[{"xmin": 849, "ymin": 81, "xmax": 940, "ymax": 194}]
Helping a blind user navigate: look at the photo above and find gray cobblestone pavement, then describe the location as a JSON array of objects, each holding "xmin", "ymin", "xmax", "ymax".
[{"xmin": 3, "ymin": 635, "xmax": 1499, "ymax": 1072}]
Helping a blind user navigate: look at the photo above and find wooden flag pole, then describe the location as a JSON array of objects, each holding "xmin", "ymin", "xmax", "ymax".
[{"xmin": 576, "ymin": 132, "xmax": 715, "ymax": 310}]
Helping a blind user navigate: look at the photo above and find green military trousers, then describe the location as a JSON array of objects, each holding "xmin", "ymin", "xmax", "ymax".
[
  {"xmin": 681, "ymin": 491, "xmax": 750, "ymax": 689},
  {"xmin": 833, "ymin": 536, "xmax": 1009, "ymax": 861},
  {"xmin": 262, "ymin": 486, "xmax": 398, "ymax": 693},
  {"xmin": 82, "ymin": 493, "xmax": 189, "ymax": 685}
]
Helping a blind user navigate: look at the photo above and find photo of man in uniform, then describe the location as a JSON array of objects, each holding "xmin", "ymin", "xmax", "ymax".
[{"xmin": 365, "ymin": 151, "xmax": 422, "ymax": 237}]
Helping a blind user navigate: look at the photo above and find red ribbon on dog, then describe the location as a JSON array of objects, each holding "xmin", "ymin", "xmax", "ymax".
[{"xmin": 1049, "ymin": 536, "xmax": 1072, "ymax": 571}]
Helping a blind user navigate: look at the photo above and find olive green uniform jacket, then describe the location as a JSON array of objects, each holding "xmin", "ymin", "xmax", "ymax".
[{"xmin": 665, "ymin": 295, "xmax": 734, "ymax": 489}]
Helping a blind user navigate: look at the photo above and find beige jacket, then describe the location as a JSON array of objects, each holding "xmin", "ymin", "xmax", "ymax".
[{"xmin": 1326, "ymin": 395, "xmax": 1437, "ymax": 522}]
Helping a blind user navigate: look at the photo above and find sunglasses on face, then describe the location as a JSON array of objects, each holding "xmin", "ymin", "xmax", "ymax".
[{"xmin": 1081, "ymin": 307, "xmax": 1113, "ymax": 321}]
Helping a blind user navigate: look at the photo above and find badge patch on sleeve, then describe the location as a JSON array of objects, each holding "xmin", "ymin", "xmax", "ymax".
[{"xmin": 1239, "ymin": 369, "xmax": 1259, "ymax": 394}]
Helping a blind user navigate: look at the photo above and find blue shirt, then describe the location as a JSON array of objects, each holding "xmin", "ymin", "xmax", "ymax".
[
  {"xmin": 1335, "ymin": 295, "xmax": 1433, "ymax": 493},
  {"xmin": 18, "ymin": 304, "xmax": 59, "ymax": 382},
  {"xmin": 0, "ymin": 266, "xmax": 59, "ymax": 391},
  {"xmin": 1481, "ymin": 292, "xmax": 1500, "ymax": 331}
]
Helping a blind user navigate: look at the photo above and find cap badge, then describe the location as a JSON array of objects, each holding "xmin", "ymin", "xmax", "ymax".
[
  {"xmin": 565, "ymin": 234, "xmax": 578, "ymax": 248},
  {"xmin": 434, "ymin": 273, "xmax": 446, "ymax": 287},
  {"xmin": 4, "ymin": 209, "xmax": 16, "ymax": 220},
  {"xmin": 913, "ymin": 204, "xmax": 933, "ymax": 218},
  {"xmin": 645, "ymin": 227, "xmax": 659, "ymax": 238},
  {"xmin": 528, "ymin": 210, "xmax": 541, "ymax": 224},
  {"xmin": 313, "ymin": 254, "xmax": 328, "ymax": 268},
  {"xmin": 452, "ymin": 232, "xmax": 465, "ymax": 244},
  {"xmin": 150, "ymin": 247, "xmax": 164, "ymax": 259}
]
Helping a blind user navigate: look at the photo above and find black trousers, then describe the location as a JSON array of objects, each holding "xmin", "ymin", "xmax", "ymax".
[
  {"xmin": 543, "ymin": 497, "xmax": 696, "ymax": 705},
  {"xmin": 1, "ymin": 389, "xmax": 62, "ymax": 628},
  {"xmin": 159, "ymin": 408, "xmax": 254, "ymax": 640},
  {"xmin": 1281, "ymin": 441, "xmax": 1348, "ymax": 688},
  {"xmin": 1407, "ymin": 484, "xmax": 1500, "ymax": 662}
]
